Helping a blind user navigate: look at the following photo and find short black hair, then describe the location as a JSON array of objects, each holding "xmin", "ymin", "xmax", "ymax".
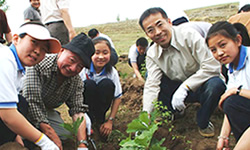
[
  {"xmin": 136, "ymin": 37, "xmax": 148, "ymax": 47},
  {"xmin": 88, "ymin": 28, "xmax": 99, "ymax": 39},
  {"xmin": 139, "ymin": 7, "xmax": 168, "ymax": 31},
  {"xmin": 238, "ymin": 4, "xmax": 250, "ymax": 13}
]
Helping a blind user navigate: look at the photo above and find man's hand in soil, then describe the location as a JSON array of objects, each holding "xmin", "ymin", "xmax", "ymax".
[
  {"xmin": 40, "ymin": 122, "xmax": 63, "ymax": 150},
  {"xmin": 100, "ymin": 120, "xmax": 113, "ymax": 137}
]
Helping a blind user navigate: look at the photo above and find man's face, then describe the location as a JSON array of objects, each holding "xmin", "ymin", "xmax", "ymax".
[
  {"xmin": 57, "ymin": 49, "xmax": 84, "ymax": 77},
  {"xmin": 142, "ymin": 12, "xmax": 172, "ymax": 48},
  {"xmin": 30, "ymin": 0, "xmax": 40, "ymax": 9}
]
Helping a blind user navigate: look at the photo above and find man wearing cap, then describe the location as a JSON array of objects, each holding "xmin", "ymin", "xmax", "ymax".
[
  {"xmin": 22, "ymin": 33, "xmax": 94, "ymax": 150},
  {"xmin": 0, "ymin": 21, "xmax": 61, "ymax": 149}
]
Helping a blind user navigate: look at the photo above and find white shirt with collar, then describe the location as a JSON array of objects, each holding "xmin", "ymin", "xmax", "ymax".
[
  {"xmin": 143, "ymin": 25, "xmax": 221, "ymax": 113},
  {"xmin": 227, "ymin": 46, "xmax": 250, "ymax": 90},
  {"xmin": 79, "ymin": 63, "xmax": 122, "ymax": 99}
]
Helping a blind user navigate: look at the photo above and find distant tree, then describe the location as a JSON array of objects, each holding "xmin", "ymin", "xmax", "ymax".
[
  {"xmin": 0, "ymin": 0, "xmax": 8, "ymax": 12},
  {"xmin": 116, "ymin": 14, "xmax": 120, "ymax": 22}
]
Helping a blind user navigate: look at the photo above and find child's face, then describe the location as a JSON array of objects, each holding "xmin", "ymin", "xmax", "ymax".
[
  {"xmin": 137, "ymin": 45, "xmax": 147, "ymax": 55},
  {"xmin": 14, "ymin": 34, "xmax": 49, "ymax": 66},
  {"xmin": 92, "ymin": 41, "xmax": 111, "ymax": 72},
  {"xmin": 208, "ymin": 34, "xmax": 241, "ymax": 65},
  {"xmin": 57, "ymin": 49, "xmax": 84, "ymax": 77}
]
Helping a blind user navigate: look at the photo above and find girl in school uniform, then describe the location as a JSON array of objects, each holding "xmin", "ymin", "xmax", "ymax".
[
  {"xmin": 80, "ymin": 37, "xmax": 122, "ymax": 137},
  {"xmin": 206, "ymin": 21, "xmax": 250, "ymax": 150}
]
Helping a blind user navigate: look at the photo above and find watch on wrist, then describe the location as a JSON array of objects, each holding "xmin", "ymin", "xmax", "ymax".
[
  {"xmin": 78, "ymin": 140, "xmax": 88, "ymax": 146},
  {"xmin": 108, "ymin": 117, "xmax": 114, "ymax": 121},
  {"xmin": 236, "ymin": 85, "xmax": 243, "ymax": 95}
]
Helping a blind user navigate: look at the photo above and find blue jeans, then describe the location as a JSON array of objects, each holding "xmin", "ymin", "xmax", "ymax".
[
  {"xmin": 158, "ymin": 74, "xmax": 226, "ymax": 129},
  {"xmin": 223, "ymin": 95, "xmax": 250, "ymax": 142}
]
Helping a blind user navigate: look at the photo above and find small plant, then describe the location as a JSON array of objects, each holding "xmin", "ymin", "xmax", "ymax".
[
  {"xmin": 119, "ymin": 71, "xmax": 128, "ymax": 79},
  {"xmin": 60, "ymin": 117, "xmax": 84, "ymax": 149},
  {"xmin": 119, "ymin": 102, "xmax": 168, "ymax": 150},
  {"xmin": 107, "ymin": 129, "xmax": 126, "ymax": 143},
  {"xmin": 140, "ymin": 60, "xmax": 147, "ymax": 79}
]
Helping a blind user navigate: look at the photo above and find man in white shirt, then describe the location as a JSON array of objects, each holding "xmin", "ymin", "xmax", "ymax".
[
  {"xmin": 40, "ymin": 0, "xmax": 76, "ymax": 44},
  {"xmin": 139, "ymin": 7, "xmax": 226, "ymax": 137}
]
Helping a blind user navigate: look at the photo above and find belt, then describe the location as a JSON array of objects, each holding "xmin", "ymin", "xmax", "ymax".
[{"xmin": 45, "ymin": 20, "xmax": 64, "ymax": 26}]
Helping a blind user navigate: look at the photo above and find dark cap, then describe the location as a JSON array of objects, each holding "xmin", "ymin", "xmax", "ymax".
[{"xmin": 62, "ymin": 32, "xmax": 95, "ymax": 69}]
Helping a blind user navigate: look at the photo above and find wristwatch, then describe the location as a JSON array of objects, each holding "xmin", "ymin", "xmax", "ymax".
[
  {"xmin": 108, "ymin": 117, "xmax": 114, "ymax": 121},
  {"xmin": 78, "ymin": 140, "xmax": 88, "ymax": 146},
  {"xmin": 236, "ymin": 85, "xmax": 243, "ymax": 95}
]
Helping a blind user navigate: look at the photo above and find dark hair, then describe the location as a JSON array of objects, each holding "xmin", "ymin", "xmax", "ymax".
[
  {"xmin": 139, "ymin": 7, "xmax": 168, "ymax": 31},
  {"xmin": 206, "ymin": 21, "xmax": 239, "ymax": 46},
  {"xmin": 20, "ymin": 21, "xmax": 45, "ymax": 27},
  {"xmin": 238, "ymin": 4, "xmax": 250, "ymax": 13},
  {"xmin": 233, "ymin": 23, "xmax": 250, "ymax": 46},
  {"xmin": 88, "ymin": 28, "xmax": 99, "ymax": 39},
  {"xmin": 136, "ymin": 37, "xmax": 148, "ymax": 47},
  {"xmin": 19, "ymin": 33, "xmax": 27, "ymax": 38},
  {"xmin": 92, "ymin": 37, "xmax": 112, "ymax": 73}
]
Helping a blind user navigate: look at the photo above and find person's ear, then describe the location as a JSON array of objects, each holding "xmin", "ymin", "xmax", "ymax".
[
  {"xmin": 12, "ymin": 34, "xmax": 19, "ymax": 45},
  {"xmin": 57, "ymin": 48, "xmax": 65, "ymax": 57},
  {"xmin": 167, "ymin": 18, "xmax": 172, "ymax": 25},
  {"xmin": 236, "ymin": 34, "xmax": 242, "ymax": 47}
]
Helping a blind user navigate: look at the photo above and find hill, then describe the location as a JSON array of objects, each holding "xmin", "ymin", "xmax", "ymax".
[{"xmin": 75, "ymin": 2, "xmax": 239, "ymax": 56}]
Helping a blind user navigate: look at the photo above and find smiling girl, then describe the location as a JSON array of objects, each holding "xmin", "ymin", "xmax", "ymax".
[
  {"xmin": 206, "ymin": 21, "xmax": 250, "ymax": 150},
  {"xmin": 80, "ymin": 37, "xmax": 122, "ymax": 138}
]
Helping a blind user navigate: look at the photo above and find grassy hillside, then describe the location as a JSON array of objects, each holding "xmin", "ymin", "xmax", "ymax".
[{"xmin": 75, "ymin": 2, "xmax": 239, "ymax": 55}]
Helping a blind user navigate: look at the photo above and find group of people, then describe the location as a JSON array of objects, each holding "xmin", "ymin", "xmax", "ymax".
[
  {"xmin": 0, "ymin": 1, "xmax": 122, "ymax": 149},
  {"xmin": 138, "ymin": 4, "xmax": 250, "ymax": 150},
  {"xmin": 0, "ymin": 1, "xmax": 249, "ymax": 150},
  {"xmin": 129, "ymin": 4, "xmax": 250, "ymax": 150}
]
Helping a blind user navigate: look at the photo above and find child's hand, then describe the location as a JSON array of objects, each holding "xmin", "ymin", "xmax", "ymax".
[
  {"xmin": 219, "ymin": 87, "xmax": 238, "ymax": 110},
  {"xmin": 15, "ymin": 135, "xmax": 24, "ymax": 146},
  {"xmin": 35, "ymin": 134, "xmax": 59, "ymax": 150},
  {"xmin": 99, "ymin": 121, "xmax": 113, "ymax": 137},
  {"xmin": 216, "ymin": 137, "xmax": 229, "ymax": 150}
]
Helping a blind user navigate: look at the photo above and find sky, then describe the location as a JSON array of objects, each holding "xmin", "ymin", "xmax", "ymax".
[{"xmin": 4, "ymin": 0, "xmax": 248, "ymax": 33}]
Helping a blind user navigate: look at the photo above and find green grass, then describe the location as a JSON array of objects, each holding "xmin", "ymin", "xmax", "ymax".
[{"xmin": 75, "ymin": 2, "xmax": 238, "ymax": 56}]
